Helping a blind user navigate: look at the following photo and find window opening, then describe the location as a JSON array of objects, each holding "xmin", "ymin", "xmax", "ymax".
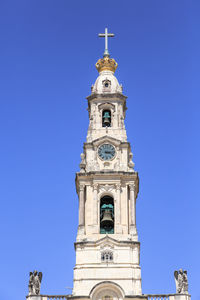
[
  {"xmin": 101, "ymin": 251, "xmax": 113, "ymax": 262},
  {"xmin": 102, "ymin": 110, "xmax": 111, "ymax": 127},
  {"xmin": 100, "ymin": 196, "xmax": 114, "ymax": 234},
  {"xmin": 102, "ymin": 296, "xmax": 113, "ymax": 300}
]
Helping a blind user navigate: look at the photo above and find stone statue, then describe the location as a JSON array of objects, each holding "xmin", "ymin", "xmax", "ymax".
[
  {"xmin": 29, "ymin": 270, "xmax": 43, "ymax": 295},
  {"xmin": 174, "ymin": 269, "xmax": 188, "ymax": 294}
]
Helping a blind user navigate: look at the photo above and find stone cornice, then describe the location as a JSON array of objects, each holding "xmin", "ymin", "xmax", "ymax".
[
  {"xmin": 76, "ymin": 171, "xmax": 138, "ymax": 183},
  {"xmin": 75, "ymin": 170, "xmax": 139, "ymax": 195},
  {"xmin": 83, "ymin": 135, "xmax": 131, "ymax": 148},
  {"xmin": 76, "ymin": 170, "xmax": 138, "ymax": 177},
  {"xmin": 74, "ymin": 235, "xmax": 140, "ymax": 250},
  {"xmin": 86, "ymin": 92, "xmax": 127, "ymax": 102}
]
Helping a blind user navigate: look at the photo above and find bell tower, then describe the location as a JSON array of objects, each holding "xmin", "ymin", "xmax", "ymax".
[
  {"xmin": 73, "ymin": 29, "xmax": 142, "ymax": 300},
  {"xmin": 25, "ymin": 28, "xmax": 191, "ymax": 300}
]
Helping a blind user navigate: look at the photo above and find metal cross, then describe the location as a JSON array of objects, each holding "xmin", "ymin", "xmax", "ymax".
[{"xmin": 98, "ymin": 28, "xmax": 115, "ymax": 57}]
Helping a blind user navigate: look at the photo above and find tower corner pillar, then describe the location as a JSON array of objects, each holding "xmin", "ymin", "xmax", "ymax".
[
  {"xmin": 93, "ymin": 183, "xmax": 98, "ymax": 225},
  {"xmin": 129, "ymin": 183, "xmax": 137, "ymax": 236},
  {"xmin": 78, "ymin": 183, "xmax": 85, "ymax": 235},
  {"xmin": 115, "ymin": 183, "xmax": 122, "ymax": 233}
]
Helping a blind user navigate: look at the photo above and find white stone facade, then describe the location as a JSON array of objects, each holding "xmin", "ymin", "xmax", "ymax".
[
  {"xmin": 73, "ymin": 66, "xmax": 142, "ymax": 298},
  {"xmin": 73, "ymin": 236, "xmax": 141, "ymax": 296}
]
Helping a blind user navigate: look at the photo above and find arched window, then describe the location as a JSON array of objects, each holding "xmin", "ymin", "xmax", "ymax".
[
  {"xmin": 101, "ymin": 251, "xmax": 113, "ymax": 262},
  {"xmin": 102, "ymin": 110, "xmax": 111, "ymax": 127},
  {"xmin": 102, "ymin": 296, "xmax": 113, "ymax": 300},
  {"xmin": 100, "ymin": 196, "xmax": 114, "ymax": 234}
]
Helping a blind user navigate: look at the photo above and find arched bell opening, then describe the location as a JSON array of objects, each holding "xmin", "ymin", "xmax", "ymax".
[
  {"xmin": 102, "ymin": 109, "xmax": 111, "ymax": 127},
  {"xmin": 89, "ymin": 281, "xmax": 125, "ymax": 300},
  {"xmin": 100, "ymin": 195, "xmax": 114, "ymax": 234}
]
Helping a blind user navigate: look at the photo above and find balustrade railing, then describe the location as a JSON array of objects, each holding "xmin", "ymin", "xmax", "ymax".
[
  {"xmin": 147, "ymin": 295, "xmax": 170, "ymax": 300},
  {"xmin": 146, "ymin": 294, "xmax": 191, "ymax": 300},
  {"xmin": 27, "ymin": 294, "xmax": 190, "ymax": 300},
  {"xmin": 41, "ymin": 295, "xmax": 69, "ymax": 300}
]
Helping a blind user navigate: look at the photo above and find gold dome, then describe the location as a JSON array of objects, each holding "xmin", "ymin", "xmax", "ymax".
[{"xmin": 95, "ymin": 56, "xmax": 118, "ymax": 73}]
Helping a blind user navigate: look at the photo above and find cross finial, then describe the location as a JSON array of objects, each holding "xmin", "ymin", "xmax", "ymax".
[{"xmin": 98, "ymin": 28, "xmax": 115, "ymax": 57}]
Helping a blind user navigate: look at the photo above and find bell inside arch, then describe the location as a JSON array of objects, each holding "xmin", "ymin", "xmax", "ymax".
[
  {"xmin": 100, "ymin": 202, "xmax": 114, "ymax": 234},
  {"xmin": 101, "ymin": 210, "xmax": 113, "ymax": 227},
  {"xmin": 102, "ymin": 110, "xmax": 111, "ymax": 127}
]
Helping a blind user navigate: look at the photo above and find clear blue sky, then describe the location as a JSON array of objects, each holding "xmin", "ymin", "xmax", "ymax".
[{"xmin": 0, "ymin": 1, "xmax": 199, "ymax": 299}]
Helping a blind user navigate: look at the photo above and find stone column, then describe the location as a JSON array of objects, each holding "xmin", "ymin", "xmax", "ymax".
[
  {"xmin": 93, "ymin": 183, "xmax": 98, "ymax": 225},
  {"xmin": 79, "ymin": 184, "xmax": 85, "ymax": 228},
  {"xmin": 129, "ymin": 183, "xmax": 137, "ymax": 235}
]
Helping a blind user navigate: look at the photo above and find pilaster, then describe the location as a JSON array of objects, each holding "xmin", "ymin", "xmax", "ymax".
[
  {"xmin": 115, "ymin": 183, "xmax": 122, "ymax": 233},
  {"xmin": 129, "ymin": 183, "xmax": 137, "ymax": 236},
  {"xmin": 78, "ymin": 184, "xmax": 85, "ymax": 235}
]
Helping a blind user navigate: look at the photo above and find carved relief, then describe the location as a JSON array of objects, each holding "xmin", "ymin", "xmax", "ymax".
[{"xmin": 99, "ymin": 184, "xmax": 115, "ymax": 193}]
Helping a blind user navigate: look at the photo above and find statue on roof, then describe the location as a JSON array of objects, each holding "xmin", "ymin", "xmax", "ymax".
[
  {"xmin": 174, "ymin": 269, "xmax": 188, "ymax": 294},
  {"xmin": 28, "ymin": 270, "xmax": 42, "ymax": 295}
]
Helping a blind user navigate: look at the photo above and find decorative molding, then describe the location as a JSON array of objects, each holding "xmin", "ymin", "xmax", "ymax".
[
  {"xmin": 115, "ymin": 183, "xmax": 121, "ymax": 191},
  {"xmin": 93, "ymin": 183, "xmax": 98, "ymax": 191},
  {"xmin": 100, "ymin": 242, "xmax": 114, "ymax": 250},
  {"xmin": 98, "ymin": 102, "xmax": 115, "ymax": 111},
  {"xmin": 129, "ymin": 183, "xmax": 136, "ymax": 192},
  {"xmin": 99, "ymin": 184, "xmax": 115, "ymax": 193},
  {"xmin": 79, "ymin": 184, "xmax": 85, "ymax": 192}
]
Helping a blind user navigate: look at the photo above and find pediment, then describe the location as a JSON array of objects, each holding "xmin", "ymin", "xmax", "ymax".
[
  {"xmin": 95, "ymin": 235, "xmax": 119, "ymax": 247},
  {"xmin": 92, "ymin": 136, "xmax": 121, "ymax": 147},
  {"xmin": 98, "ymin": 102, "xmax": 115, "ymax": 111}
]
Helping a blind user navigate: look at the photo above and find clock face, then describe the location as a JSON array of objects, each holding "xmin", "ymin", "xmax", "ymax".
[{"xmin": 98, "ymin": 144, "xmax": 116, "ymax": 161}]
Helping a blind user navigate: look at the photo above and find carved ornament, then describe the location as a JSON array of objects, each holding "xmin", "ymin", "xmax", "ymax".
[
  {"xmin": 129, "ymin": 183, "xmax": 136, "ymax": 192},
  {"xmin": 79, "ymin": 184, "xmax": 85, "ymax": 192},
  {"xmin": 99, "ymin": 184, "xmax": 115, "ymax": 193}
]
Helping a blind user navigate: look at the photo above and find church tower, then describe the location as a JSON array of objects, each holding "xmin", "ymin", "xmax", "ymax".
[
  {"xmin": 26, "ymin": 29, "xmax": 191, "ymax": 300},
  {"xmin": 73, "ymin": 29, "xmax": 142, "ymax": 300}
]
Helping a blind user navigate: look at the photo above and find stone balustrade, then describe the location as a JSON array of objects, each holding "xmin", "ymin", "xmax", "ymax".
[
  {"xmin": 146, "ymin": 294, "xmax": 191, "ymax": 300},
  {"xmin": 27, "ymin": 294, "xmax": 191, "ymax": 300},
  {"xmin": 147, "ymin": 295, "xmax": 170, "ymax": 300},
  {"xmin": 27, "ymin": 295, "xmax": 69, "ymax": 300},
  {"xmin": 40, "ymin": 296, "xmax": 68, "ymax": 300}
]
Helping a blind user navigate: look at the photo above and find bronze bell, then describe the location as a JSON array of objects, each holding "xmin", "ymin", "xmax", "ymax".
[
  {"xmin": 103, "ymin": 111, "xmax": 111, "ymax": 126},
  {"xmin": 101, "ymin": 210, "xmax": 113, "ymax": 227}
]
